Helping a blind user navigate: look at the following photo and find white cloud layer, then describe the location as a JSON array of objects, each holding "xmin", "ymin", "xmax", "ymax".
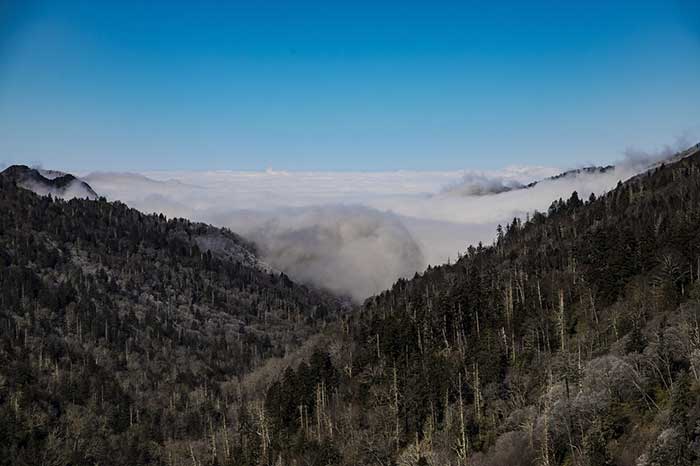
[{"xmin": 77, "ymin": 141, "xmax": 691, "ymax": 301}]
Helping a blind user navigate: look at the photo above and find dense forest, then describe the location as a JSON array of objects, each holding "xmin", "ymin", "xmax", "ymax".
[
  {"xmin": 0, "ymin": 170, "xmax": 342, "ymax": 465},
  {"xmin": 2, "ymin": 143, "xmax": 700, "ymax": 466}
]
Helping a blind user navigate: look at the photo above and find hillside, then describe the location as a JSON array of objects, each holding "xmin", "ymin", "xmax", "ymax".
[
  {"xmin": 314, "ymin": 143, "xmax": 700, "ymax": 466},
  {"xmin": 3, "ymin": 143, "xmax": 700, "ymax": 466},
  {"xmin": 0, "ymin": 172, "xmax": 342, "ymax": 465},
  {"xmin": 1, "ymin": 165, "xmax": 99, "ymax": 199},
  {"xmin": 253, "ymin": 143, "xmax": 700, "ymax": 466}
]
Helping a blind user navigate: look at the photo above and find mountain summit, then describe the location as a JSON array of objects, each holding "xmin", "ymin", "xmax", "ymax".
[{"xmin": 0, "ymin": 164, "xmax": 98, "ymax": 199}]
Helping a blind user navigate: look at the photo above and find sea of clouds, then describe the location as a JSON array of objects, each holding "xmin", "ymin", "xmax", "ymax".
[{"xmin": 71, "ymin": 140, "xmax": 690, "ymax": 301}]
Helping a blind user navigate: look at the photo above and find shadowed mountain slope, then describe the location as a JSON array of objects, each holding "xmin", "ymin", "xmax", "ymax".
[
  {"xmin": 0, "ymin": 174, "xmax": 342, "ymax": 465},
  {"xmin": 2, "ymin": 143, "xmax": 700, "ymax": 465},
  {"xmin": 1, "ymin": 165, "xmax": 99, "ymax": 199}
]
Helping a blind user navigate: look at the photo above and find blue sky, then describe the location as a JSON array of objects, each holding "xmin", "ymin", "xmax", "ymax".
[{"xmin": 0, "ymin": 0, "xmax": 699, "ymax": 171}]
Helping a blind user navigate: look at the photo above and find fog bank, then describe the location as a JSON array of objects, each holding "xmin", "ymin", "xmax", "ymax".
[{"xmin": 76, "ymin": 144, "xmax": 691, "ymax": 300}]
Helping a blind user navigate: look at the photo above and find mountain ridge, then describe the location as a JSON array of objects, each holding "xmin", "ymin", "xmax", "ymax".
[
  {"xmin": 2, "ymin": 142, "xmax": 700, "ymax": 465},
  {"xmin": 0, "ymin": 174, "xmax": 343, "ymax": 464},
  {"xmin": 1, "ymin": 164, "xmax": 99, "ymax": 199}
]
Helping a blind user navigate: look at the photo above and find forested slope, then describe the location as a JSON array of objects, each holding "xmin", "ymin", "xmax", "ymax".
[
  {"xmin": 0, "ymin": 172, "xmax": 341, "ymax": 465},
  {"xmin": 254, "ymin": 144, "xmax": 700, "ymax": 465},
  {"xmin": 3, "ymin": 143, "xmax": 700, "ymax": 466}
]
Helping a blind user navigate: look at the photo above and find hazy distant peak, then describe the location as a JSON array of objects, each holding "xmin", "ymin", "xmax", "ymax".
[
  {"xmin": 0, "ymin": 165, "xmax": 98, "ymax": 200},
  {"xmin": 441, "ymin": 175, "xmax": 525, "ymax": 197},
  {"xmin": 650, "ymin": 141, "xmax": 700, "ymax": 167},
  {"xmin": 442, "ymin": 165, "xmax": 615, "ymax": 198},
  {"xmin": 37, "ymin": 168, "xmax": 69, "ymax": 180},
  {"xmin": 525, "ymin": 165, "xmax": 615, "ymax": 188},
  {"xmin": 523, "ymin": 141, "xmax": 700, "ymax": 190}
]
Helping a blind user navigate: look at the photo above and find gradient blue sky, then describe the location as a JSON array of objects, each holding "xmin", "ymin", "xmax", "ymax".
[{"xmin": 0, "ymin": 0, "xmax": 699, "ymax": 171}]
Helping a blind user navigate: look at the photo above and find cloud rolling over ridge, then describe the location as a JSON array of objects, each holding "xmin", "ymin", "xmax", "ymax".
[{"xmin": 77, "ymin": 148, "xmax": 683, "ymax": 300}]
